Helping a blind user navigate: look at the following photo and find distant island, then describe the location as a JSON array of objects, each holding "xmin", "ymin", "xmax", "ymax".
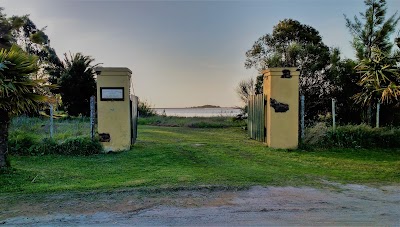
[{"xmin": 189, "ymin": 105, "xmax": 221, "ymax": 108}]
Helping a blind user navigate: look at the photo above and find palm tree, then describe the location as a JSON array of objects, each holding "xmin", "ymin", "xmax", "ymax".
[
  {"xmin": 353, "ymin": 48, "xmax": 400, "ymax": 106},
  {"xmin": 59, "ymin": 52, "xmax": 99, "ymax": 116},
  {"xmin": 0, "ymin": 45, "xmax": 50, "ymax": 169}
]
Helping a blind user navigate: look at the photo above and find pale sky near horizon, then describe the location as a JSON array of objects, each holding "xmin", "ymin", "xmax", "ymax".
[{"xmin": 2, "ymin": 0, "xmax": 400, "ymax": 108}]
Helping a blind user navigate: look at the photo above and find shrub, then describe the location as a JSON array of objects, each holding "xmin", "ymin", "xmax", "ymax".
[
  {"xmin": 8, "ymin": 131, "xmax": 39, "ymax": 155},
  {"xmin": 60, "ymin": 137, "xmax": 103, "ymax": 155},
  {"xmin": 31, "ymin": 138, "xmax": 59, "ymax": 155},
  {"xmin": 304, "ymin": 123, "xmax": 400, "ymax": 149},
  {"xmin": 138, "ymin": 100, "xmax": 156, "ymax": 117}
]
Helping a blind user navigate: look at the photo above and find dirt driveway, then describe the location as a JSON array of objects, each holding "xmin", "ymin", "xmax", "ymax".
[{"xmin": 1, "ymin": 182, "xmax": 399, "ymax": 226}]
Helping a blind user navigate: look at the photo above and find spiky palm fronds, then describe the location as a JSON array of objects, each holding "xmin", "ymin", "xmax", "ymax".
[
  {"xmin": 0, "ymin": 44, "xmax": 51, "ymax": 115},
  {"xmin": 353, "ymin": 48, "xmax": 400, "ymax": 105}
]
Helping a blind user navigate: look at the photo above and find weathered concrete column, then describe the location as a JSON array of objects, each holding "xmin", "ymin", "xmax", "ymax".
[
  {"xmin": 96, "ymin": 67, "xmax": 132, "ymax": 152},
  {"xmin": 263, "ymin": 68, "xmax": 300, "ymax": 149}
]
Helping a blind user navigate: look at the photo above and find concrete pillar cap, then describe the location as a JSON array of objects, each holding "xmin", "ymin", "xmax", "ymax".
[
  {"xmin": 95, "ymin": 67, "xmax": 132, "ymax": 75},
  {"xmin": 262, "ymin": 67, "xmax": 300, "ymax": 77}
]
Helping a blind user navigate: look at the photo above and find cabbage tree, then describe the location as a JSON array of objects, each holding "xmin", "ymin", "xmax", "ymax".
[
  {"xmin": 0, "ymin": 45, "xmax": 51, "ymax": 169},
  {"xmin": 354, "ymin": 48, "xmax": 400, "ymax": 105}
]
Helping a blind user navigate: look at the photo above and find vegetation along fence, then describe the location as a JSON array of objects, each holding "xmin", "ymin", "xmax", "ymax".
[{"xmin": 247, "ymin": 94, "xmax": 266, "ymax": 142}]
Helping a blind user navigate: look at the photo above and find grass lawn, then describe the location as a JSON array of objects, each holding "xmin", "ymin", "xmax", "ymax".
[{"xmin": 1, "ymin": 125, "xmax": 400, "ymax": 194}]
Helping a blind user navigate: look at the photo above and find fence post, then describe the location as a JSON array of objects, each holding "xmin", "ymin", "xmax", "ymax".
[
  {"xmin": 49, "ymin": 104, "xmax": 54, "ymax": 138},
  {"xmin": 332, "ymin": 99, "xmax": 336, "ymax": 130},
  {"xmin": 300, "ymin": 95, "xmax": 305, "ymax": 141},
  {"xmin": 90, "ymin": 96, "xmax": 95, "ymax": 140},
  {"xmin": 376, "ymin": 101, "xmax": 380, "ymax": 128}
]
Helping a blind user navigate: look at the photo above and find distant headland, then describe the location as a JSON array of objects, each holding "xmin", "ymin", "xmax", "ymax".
[{"xmin": 189, "ymin": 105, "xmax": 221, "ymax": 108}]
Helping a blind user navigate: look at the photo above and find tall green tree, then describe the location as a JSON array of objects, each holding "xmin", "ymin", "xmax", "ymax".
[
  {"xmin": 245, "ymin": 19, "xmax": 334, "ymax": 122},
  {"xmin": 328, "ymin": 49, "xmax": 363, "ymax": 124},
  {"xmin": 345, "ymin": 0, "xmax": 400, "ymax": 125},
  {"xmin": 59, "ymin": 53, "xmax": 98, "ymax": 117},
  {"xmin": 0, "ymin": 8, "xmax": 63, "ymax": 84},
  {"xmin": 0, "ymin": 8, "xmax": 23, "ymax": 50},
  {"xmin": 345, "ymin": 0, "xmax": 400, "ymax": 61},
  {"xmin": 0, "ymin": 45, "xmax": 51, "ymax": 169}
]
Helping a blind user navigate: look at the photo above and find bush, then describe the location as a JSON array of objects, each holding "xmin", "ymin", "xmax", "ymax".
[
  {"xmin": 8, "ymin": 131, "xmax": 40, "ymax": 155},
  {"xmin": 8, "ymin": 136, "xmax": 103, "ymax": 156},
  {"xmin": 138, "ymin": 100, "xmax": 156, "ymax": 117},
  {"xmin": 303, "ymin": 124, "xmax": 400, "ymax": 149},
  {"xmin": 31, "ymin": 138, "xmax": 59, "ymax": 155},
  {"xmin": 60, "ymin": 137, "xmax": 103, "ymax": 155}
]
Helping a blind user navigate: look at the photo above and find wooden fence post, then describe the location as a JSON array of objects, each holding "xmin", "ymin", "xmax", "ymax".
[
  {"xmin": 90, "ymin": 96, "xmax": 95, "ymax": 140},
  {"xmin": 332, "ymin": 99, "xmax": 336, "ymax": 130},
  {"xmin": 300, "ymin": 95, "xmax": 305, "ymax": 141},
  {"xmin": 49, "ymin": 104, "xmax": 54, "ymax": 138},
  {"xmin": 376, "ymin": 101, "xmax": 380, "ymax": 128}
]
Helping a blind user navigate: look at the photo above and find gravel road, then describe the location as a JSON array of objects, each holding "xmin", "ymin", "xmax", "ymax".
[{"xmin": 1, "ymin": 183, "xmax": 399, "ymax": 226}]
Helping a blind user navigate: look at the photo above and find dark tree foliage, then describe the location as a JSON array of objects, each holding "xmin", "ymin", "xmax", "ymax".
[
  {"xmin": 0, "ymin": 8, "xmax": 63, "ymax": 85},
  {"xmin": 254, "ymin": 74, "xmax": 263, "ymax": 95},
  {"xmin": 245, "ymin": 19, "xmax": 334, "ymax": 123},
  {"xmin": 59, "ymin": 53, "xmax": 98, "ymax": 117},
  {"xmin": 344, "ymin": 0, "xmax": 400, "ymax": 61},
  {"xmin": 328, "ymin": 50, "xmax": 363, "ymax": 124},
  {"xmin": 245, "ymin": 19, "xmax": 330, "ymax": 71},
  {"xmin": 345, "ymin": 0, "xmax": 400, "ymax": 126},
  {"xmin": 0, "ymin": 8, "xmax": 19, "ymax": 49}
]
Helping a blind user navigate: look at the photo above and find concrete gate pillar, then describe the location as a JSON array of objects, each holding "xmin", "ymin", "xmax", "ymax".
[
  {"xmin": 263, "ymin": 68, "xmax": 300, "ymax": 149},
  {"xmin": 96, "ymin": 67, "xmax": 132, "ymax": 152}
]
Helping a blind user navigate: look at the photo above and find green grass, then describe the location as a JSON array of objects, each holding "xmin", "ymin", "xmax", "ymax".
[
  {"xmin": 1, "ymin": 125, "xmax": 399, "ymax": 194},
  {"xmin": 138, "ymin": 115, "xmax": 246, "ymax": 128}
]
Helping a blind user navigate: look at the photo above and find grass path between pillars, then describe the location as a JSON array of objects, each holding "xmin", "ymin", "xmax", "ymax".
[{"xmin": 1, "ymin": 125, "xmax": 400, "ymax": 194}]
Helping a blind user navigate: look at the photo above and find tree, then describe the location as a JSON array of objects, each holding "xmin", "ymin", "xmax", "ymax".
[
  {"xmin": 0, "ymin": 8, "xmax": 63, "ymax": 84},
  {"xmin": 245, "ymin": 19, "xmax": 330, "ymax": 72},
  {"xmin": 344, "ymin": 0, "xmax": 400, "ymax": 61},
  {"xmin": 236, "ymin": 78, "xmax": 255, "ymax": 105},
  {"xmin": 245, "ymin": 19, "xmax": 334, "ymax": 122},
  {"xmin": 345, "ymin": 0, "xmax": 400, "ymax": 125},
  {"xmin": 254, "ymin": 74, "xmax": 263, "ymax": 95},
  {"xmin": 59, "ymin": 53, "xmax": 98, "ymax": 116},
  {"xmin": 353, "ymin": 47, "xmax": 400, "ymax": 105},
  {"xmin": 0, "ymin": 45, "xmax": 51, "ymax": 169},
  {"xmin": 396, "ymin": 35, "xmax": 400, "ymax": 48},
  {"xmin": 328, "ymin": 50, "xmax": 363, "ymax": 124},
  {"xmin": 0, "ymin": 8, "xmax": 23, "ymax": 50}
]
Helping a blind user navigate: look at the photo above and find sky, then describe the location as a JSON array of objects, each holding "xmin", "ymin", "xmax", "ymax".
[{"xmin": 2, "ymin": 0, "xmax": 400, "ymax": 108}]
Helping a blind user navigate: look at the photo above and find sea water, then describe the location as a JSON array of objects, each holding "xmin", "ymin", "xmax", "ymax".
[{"xmin": 152, "ymin": 108, "xmax": 241, "ymax": 117}]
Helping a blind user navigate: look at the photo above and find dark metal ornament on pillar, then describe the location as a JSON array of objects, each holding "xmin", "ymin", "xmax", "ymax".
[{"xmin": 281, "ymin": 69, "xmax": 292, "ymax": 78}]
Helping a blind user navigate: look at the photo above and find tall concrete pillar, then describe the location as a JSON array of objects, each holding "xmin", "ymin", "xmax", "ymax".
[
  {"xmin": 96, "ymin": 67, "xmax": 132, "ymax": 152},
  {"xmin": 263, "ymin": 68, "xmax": 300, "ymax": 149}
]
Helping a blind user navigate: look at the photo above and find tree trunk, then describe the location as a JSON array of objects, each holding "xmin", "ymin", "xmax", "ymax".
[{"xmin": 0, "ymin": 109, "xmax": 10, "ymax": 169}]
